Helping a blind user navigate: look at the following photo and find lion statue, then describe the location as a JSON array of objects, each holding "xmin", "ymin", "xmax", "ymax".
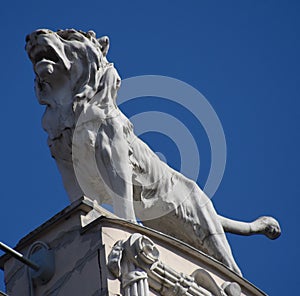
[{"xmin": 26, "ymin": 28, "xmax": 281, "ymax": 275}]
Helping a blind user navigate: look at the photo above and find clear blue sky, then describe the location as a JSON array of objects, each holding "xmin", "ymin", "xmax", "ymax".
[{"xmin": 0, "ymin": 1, "xmax": 299, "ymax": 294}]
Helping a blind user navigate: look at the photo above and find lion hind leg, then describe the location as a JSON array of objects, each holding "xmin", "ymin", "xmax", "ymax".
[
  {"xmin": 219, "ymin": 215, "xmax": 281, "ymax": 240},
  {"xmin": 203, "ymin": 233, "xmax": 242, "ymax": 276},
  {"xmin": 183, "ymin": 188, "xmax": 242, "ymax": 275}
]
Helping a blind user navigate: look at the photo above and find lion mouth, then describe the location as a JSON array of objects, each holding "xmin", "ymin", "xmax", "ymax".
[
  {"xmin": 28, "ymin": 45, "xmax": 67, "ymax": 78},
  {"xmin": 31, "ymin": 46, "xmax": 60, "ymax": 65}
]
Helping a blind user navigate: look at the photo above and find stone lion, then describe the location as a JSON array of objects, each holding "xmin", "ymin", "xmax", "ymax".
[{"xmin": 26, "ymin": 29, "xmax": 281, "ymax": 275}]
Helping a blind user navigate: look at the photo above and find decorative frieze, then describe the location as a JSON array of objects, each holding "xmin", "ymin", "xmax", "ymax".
[{"xmin": 107, "ymin": 233, "xmax": 241, "ymax": 296}]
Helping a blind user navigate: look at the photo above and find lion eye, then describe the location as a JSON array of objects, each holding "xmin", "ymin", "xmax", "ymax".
[
  {"xmin": 71, "ymin": 35, "xmax": 84, "ymax": 42},
  {"xmin": 58, "ymin": 33, "xmax": 84, "ymax": 43}
]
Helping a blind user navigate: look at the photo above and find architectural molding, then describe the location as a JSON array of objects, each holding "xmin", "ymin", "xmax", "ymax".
[{"xmin": 108, "ymin": 233, "xmax": 241, "ymax": 296}]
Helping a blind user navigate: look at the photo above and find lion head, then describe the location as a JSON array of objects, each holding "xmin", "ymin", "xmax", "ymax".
[{"xmin": 26, "ymin": 29, "xmax": 110, "ymax": 105}]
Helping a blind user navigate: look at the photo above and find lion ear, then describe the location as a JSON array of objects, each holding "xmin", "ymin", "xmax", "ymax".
[{"xmin": 98, "ymin": 36, "xmax": 110, "ymax": 56}]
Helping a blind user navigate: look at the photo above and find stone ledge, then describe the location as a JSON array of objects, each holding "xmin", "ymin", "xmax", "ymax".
[
  {"xmin": 0, "ymin": 196, "xmax": 115, "ymax": 269},
  {"xmin": 0, "ymin": 198, "xmax": 266, "ymax": 296}
]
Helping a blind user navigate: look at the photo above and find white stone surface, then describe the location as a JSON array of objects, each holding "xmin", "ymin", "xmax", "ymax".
[
  {"xmin": 107, "ymin": 232, "xmax": 242, "ymax": 296},
  {"xmin": 0, "ymin": 198, "xmax": 268, "ymax": 296},
  {"xmin": 25, "ymin": 29, "xmax": 281, "ymax": 276},
  {"xmin": 102, "ymin": 222, "xmax": 266, "ymax": 296}
]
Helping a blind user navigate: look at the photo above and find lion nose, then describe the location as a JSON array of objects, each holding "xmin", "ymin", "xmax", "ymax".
[
  {"xmin": 26, "ymin": 29, "xmax": 53, "ymax": 43},
  {"xmin": 35, "ymin": 29, "xmax": 52, "ymax": 35}
]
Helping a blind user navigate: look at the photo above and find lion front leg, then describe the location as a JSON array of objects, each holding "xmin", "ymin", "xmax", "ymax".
[{"xmin": 96, "ymin": 121, "xmax": 136, "ymax": 222}]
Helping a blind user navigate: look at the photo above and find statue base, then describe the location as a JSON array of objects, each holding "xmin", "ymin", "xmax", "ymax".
[{"xmin": 0, "ymin": 197, "xmax": 266, "ymax": 296}]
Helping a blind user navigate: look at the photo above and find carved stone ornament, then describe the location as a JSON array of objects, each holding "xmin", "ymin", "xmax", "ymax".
[
  {"xmin": 26, "ymin": 29, "xmax": 281, "ymax": 276},
  {"xmin": 107, "ymin": 233, "xmax": 242, "ymax": 296}
]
